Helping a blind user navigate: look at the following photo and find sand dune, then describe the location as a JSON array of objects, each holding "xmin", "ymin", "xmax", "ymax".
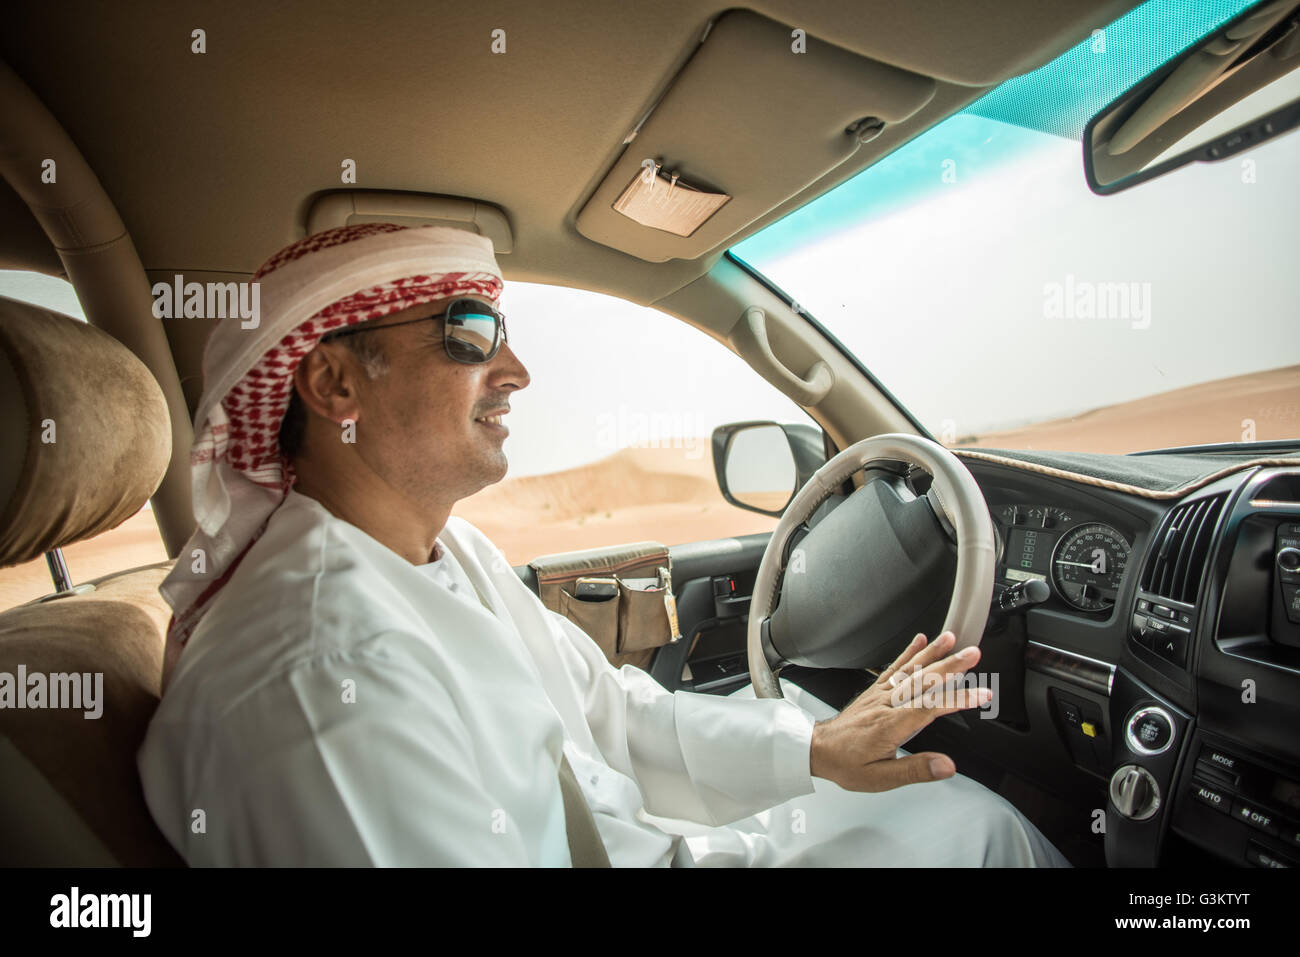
[
  {"xmin": 451, "ymin": 444, "xmax": 781, "ymax": 562},
  {"xmin": 0, "ymin": 507, "xmax": 169, "ymax": 611},
  {"xmin": 463, "ymin": 444, "xmax": 721, "ymax": 522},
  {"xmin": 961, "ymin": 364, "xmax": 1297, "ymax": 453},
  {"xmin": 2, "ymin": 367, "xmax": 1295, "ymax": 608}
]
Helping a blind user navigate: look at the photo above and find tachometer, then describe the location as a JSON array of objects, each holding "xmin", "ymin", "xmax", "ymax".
[{"xmin": 1051, "ymin": 523, "xmax": 1130, "ymax": 612}]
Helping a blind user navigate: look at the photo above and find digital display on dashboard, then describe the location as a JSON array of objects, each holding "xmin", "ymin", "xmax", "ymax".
[{"xmin": 1005, "ymin": 528, "xmax": 1059, "ymax": 573}]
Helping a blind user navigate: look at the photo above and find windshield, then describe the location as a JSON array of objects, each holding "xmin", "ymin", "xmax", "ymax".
[{"xmin": 731, "ymin": 0, "xmax": 1299, "ymax": 454}]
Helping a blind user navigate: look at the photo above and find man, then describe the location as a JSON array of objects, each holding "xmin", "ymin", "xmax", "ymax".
[{"xmin": 138, "ymin": 224, "xmax": 1068, "ymax": 867}]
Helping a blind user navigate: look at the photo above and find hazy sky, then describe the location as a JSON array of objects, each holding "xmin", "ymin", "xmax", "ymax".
[{"xmin": 742, "ymin": 116, "xmax": 1300, "ymax": 438}]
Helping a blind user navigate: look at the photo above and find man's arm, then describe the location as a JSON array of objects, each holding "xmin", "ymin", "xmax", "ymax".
[
  {"xmin": 142, "ymin": 633, "xmax": 543, "ymax": 866},
  {"xmin": 540, "ymin": 608, "xmax": 816, "ymax": 828}
]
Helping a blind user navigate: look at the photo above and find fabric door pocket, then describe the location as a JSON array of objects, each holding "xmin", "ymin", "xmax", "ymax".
[
  {"xmin": 616, "ymin": 582, "xmax": 676, "ymax": 654},
  {"xmin": 558, "ymin": 586, "xmax": 621, "ymax": 659}
]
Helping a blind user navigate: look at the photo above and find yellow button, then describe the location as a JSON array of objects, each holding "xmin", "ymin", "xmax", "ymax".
[{"xmin": 1081, "ymin": 721, "xmax": 1097, "ymax": 738}]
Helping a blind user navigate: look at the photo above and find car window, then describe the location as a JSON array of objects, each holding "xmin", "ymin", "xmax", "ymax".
[
  {"xmin": 0, "ymin": 270, "xmax": 168, "ymax": 610},
  {"xmin": 451, "ymin": 280, "xmax": 819, "ymax": 563},
  {"xmin": 731, "ymin": 0, "xmax": 1299, "ymax": 455}
]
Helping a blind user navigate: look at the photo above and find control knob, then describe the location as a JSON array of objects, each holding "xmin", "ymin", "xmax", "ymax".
[{"xmin": 1109, "ymin": 765, "xmax": 1161, "ymax": 821}]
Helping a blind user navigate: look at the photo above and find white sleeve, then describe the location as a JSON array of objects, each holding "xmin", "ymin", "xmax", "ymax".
[
  {"xmin": 179, "ymin": 635, "xmax": 535, "ymax": 866},
  {"xmin": 542, "ymin": 607, "xmax": 816, "ymax": 828}
]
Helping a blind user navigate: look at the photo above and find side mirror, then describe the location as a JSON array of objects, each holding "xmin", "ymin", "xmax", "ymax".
[
  {"xmin": 1084, "ymin": 0, "xmax": 1300, "ymax": 195},
  {"xmin": 711, "ymin": 421, "xmax": 826, "ymax": 517}
]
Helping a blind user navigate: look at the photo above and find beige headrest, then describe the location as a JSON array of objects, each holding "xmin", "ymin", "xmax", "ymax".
[{"xmin": 0, "ymin": 295, "xmax": 171, "ymax": 567}]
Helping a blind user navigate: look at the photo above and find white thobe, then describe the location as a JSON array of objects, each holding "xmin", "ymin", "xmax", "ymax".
[{"xmin": 138, "ymin": 491, "xmax": 1067, "ymax": 867}]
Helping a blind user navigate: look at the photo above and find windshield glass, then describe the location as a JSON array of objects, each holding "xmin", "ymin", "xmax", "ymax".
[{"xmin": 730, "ymin": 0, "xmax": 1299, "ymax": 454}]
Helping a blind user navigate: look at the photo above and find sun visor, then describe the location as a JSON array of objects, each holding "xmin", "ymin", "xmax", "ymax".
[{"xmin": 575, "ymin": 10, "xmax": 936, "ymax": 263}]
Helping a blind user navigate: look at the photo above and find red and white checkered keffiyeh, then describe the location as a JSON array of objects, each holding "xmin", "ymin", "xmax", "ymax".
[
  {"xmin": 222, "ymin": 222, "xmax": 502, "ymax": 486},
  {"xmin": 159, "ymin": 224, "xmax": 503, "ymax": 683}
]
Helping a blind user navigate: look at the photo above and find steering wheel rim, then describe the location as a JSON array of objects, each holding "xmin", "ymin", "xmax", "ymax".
[{"xmin": 748, "ymin": 433, "xmax": 997, "ymax": 699}]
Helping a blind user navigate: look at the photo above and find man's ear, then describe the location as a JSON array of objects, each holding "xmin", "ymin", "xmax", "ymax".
[{"xmin": 294, "ymin": 343, "xmax": 364, "ymax": 424}]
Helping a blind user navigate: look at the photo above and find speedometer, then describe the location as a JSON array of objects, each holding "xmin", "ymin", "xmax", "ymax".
[{"xmin": 1051, "ymin": 523, "xmax": 1131, "ymax": 612}]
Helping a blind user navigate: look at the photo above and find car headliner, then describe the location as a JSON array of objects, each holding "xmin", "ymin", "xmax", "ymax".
[{"xmin": 2, "ymin": 0, "xmax": 1142, "ymax": 303}]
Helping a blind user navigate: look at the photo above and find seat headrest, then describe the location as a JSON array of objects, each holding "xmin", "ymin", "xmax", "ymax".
[{"xmin": 0, "ymin": 295, "xmax": 171, "ymax": 568}]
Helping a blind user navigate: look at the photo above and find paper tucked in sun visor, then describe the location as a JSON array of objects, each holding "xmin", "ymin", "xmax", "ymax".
[
  {"xmin": 576, "ymin": 10, "xmax": 936, "ymax": 263},
  {"xmin": 612, "ymin": 165, "xmax": 731, "ymax": 237}
]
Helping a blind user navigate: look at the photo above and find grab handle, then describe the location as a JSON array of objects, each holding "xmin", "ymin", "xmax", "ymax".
[{"xmin": 729, "ymin": 306, "xmax": 833, "ymax": 405}]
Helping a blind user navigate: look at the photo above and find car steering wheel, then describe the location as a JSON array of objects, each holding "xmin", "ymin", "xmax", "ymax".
[{"xmin": 748, "ymin": 433, "xmax": 997, "ymax": 699}]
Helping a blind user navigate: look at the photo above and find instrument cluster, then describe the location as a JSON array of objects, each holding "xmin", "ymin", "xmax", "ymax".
[{"xmin": 989, "ymin": 504, "xmax": 1133, "ymax": 613}]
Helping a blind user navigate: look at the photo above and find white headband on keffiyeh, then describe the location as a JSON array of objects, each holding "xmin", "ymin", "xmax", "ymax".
[{"xmin": 159, "ymin": 224, "xmax": 504, "ymax": 679}]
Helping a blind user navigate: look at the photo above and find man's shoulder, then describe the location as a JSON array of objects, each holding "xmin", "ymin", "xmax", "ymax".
[
  {"xmin": 218, "ymin": 496, "xmax": 411, "ymax": 622},
  {"xmin": 167, "ymin": 496, "xmax": 433, "ymax": 698}
]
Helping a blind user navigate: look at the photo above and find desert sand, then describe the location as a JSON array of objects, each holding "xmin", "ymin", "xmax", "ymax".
[
  {"xmin": 961, "ymin": 365, "xmax": 1297, "ymax": 453},
  {"xmin": 2, "ymin": 366, "xmax": 1294, "ymax": 610},
  {"xmin": 0, "ymin": 508, "xmax": 170, "ymax": 610},
  {"xmin": 451, "ymin": 444, "xmax": 783, "ymax": 562}
]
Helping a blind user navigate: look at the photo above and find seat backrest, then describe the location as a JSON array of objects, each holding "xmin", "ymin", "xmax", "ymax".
[{"xmin": 0, "ymin": 294, "xmax": 182, "ymax": 865}]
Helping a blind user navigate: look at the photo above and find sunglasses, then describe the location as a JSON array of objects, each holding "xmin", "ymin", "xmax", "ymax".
[{"xmin": 322, "ymin": 298, "xmax": 508, "ymax": 364}]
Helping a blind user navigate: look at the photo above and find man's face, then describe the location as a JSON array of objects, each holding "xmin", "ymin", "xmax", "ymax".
[{"xmin": 340, "ymin": 294, "xmax": 529, "ymax": 510}]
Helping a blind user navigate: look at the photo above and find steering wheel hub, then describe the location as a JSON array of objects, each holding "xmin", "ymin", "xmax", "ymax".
[{"xmin": 748, "ymin": 434, "xmax": 996, "ymax": 698}]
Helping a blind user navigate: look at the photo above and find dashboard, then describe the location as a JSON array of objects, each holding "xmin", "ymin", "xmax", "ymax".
[
  {"xmin": 952, "ymin": 452, "xmax": 1300, "ymax": 869},
  {"xmin": 654, "ymin": 444, "xmax": 1300, "ymax": 869}
]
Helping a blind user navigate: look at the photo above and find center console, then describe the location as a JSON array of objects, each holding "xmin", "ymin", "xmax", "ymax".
[
  {"xmin": 1105, "ymin": 466, "xmax": 1300, "ymax": 867},
  {"xmin": 1171, "ymin": 729, "xmax": 1300, "ymax": 867}
]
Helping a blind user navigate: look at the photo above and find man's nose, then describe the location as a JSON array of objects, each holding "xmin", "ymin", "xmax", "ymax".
[{"xmin": 489, "ymin": 339, "xmax": 530, "ymax": 391}]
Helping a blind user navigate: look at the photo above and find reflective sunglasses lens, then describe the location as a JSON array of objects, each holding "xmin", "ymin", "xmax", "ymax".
[{"xmin": 445, "ymin": 300, "xmax": 501, "ymax": 362}]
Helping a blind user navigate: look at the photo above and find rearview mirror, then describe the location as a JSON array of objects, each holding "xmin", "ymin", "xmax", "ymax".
[
  {"xmin": 712, "ymin": 421, "xmax": 826, "ymax": 517},
  {"xmin": 1084, "ymin": 0, "xmax": 1300, "ymax": 195}
]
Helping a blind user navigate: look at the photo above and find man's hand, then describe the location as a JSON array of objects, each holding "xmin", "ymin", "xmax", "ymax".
[{"xmin": 808, "ymin": 631, "xmax": 991, "ymax": 792}]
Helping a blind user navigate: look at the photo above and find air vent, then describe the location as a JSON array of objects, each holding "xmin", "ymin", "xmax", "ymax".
[{"xmin": 1140, "ymin": 493, "xmax": 1228, "ymax": 604}]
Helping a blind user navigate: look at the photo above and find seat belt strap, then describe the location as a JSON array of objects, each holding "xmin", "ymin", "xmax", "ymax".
[{"xmin": 557, "ymin": 752, "xmax": 612, "ymax": 867}]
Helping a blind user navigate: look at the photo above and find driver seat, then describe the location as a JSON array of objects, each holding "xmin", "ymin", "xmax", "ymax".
[{"xmin": 0, "ymin": 294, "xmax": 183, "ymax": 865}]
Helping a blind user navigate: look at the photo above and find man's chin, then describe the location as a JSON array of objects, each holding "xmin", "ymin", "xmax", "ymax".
[{"xmin": 469, "ymin": 450, "xmax": 510, "ymax": 490}]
